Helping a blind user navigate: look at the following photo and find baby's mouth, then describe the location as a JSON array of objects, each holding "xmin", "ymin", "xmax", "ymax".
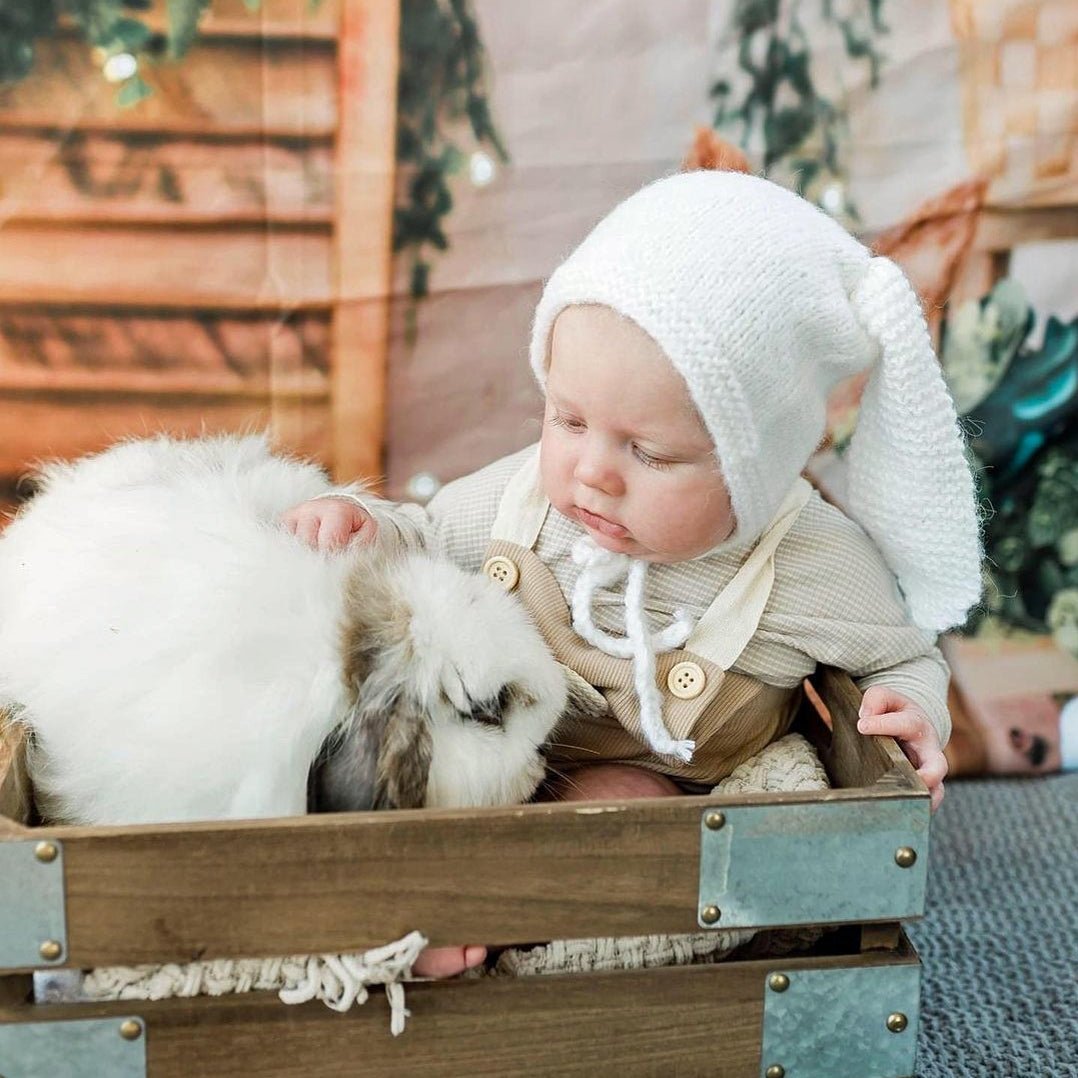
[{"xmin": 575, "ymin": 506, "xmax": 628, "ymax": 539}]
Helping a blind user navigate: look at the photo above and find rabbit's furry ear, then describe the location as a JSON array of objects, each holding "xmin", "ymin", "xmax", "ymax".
[
  {"xmin": 309, "ymin": 695, "xmax": 433, "ymax": 813},
  {"xmin": 308, "ymin": 707, "xmax": 384, "ymax": 814},
  {"xmin": 372, "ymin": 696, "xmax": 432, "ymax": 809}
]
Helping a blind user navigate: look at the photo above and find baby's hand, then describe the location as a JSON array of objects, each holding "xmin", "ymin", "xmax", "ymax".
[
  {"xmin": 856, "ymin": 686, "xmax": 948, "ymax": 812},
  {"xmin": 280, "ymin": 497, "xmax": 377, "ymax": 552}
]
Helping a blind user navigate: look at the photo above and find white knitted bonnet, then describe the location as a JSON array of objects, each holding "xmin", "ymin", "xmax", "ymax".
[{"xmin": 529, "ymin": 170, "xmax": 983, "ymax": 634}]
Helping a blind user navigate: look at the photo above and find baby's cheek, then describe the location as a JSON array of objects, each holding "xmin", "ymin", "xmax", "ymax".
[
  {"xmin": 538, "ymin": 437, "xmax": 566, "ymax": 505},
  {"xmin": 645, "ymin": 487, "xmax": 732, "ymax": 559}
]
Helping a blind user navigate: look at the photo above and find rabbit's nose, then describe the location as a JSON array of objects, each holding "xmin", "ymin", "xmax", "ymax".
[{"xmin": 467, "ymin": 684, "xmax": 514, "ymax": 727}]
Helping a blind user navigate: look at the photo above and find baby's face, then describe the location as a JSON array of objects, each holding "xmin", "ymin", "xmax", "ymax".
[{"xmin": 540, "ymin": 304, "xmax": 735, "ymax": 563}]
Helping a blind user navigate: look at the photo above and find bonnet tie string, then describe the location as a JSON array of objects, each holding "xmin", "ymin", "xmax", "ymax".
[{"xmin": 570, "ymin": 535, "xmax": 696, "ymax": 762}]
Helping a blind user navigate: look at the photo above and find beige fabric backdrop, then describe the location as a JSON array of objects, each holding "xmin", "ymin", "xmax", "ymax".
[{"xmin": 383, "ymin": 0, "xmax": 1076, "ymax": 498}]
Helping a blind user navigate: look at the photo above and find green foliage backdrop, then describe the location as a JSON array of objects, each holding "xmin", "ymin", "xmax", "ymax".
[{"xmin": 710, "ymin": 0, "xmax": 888, "ymax": 221}]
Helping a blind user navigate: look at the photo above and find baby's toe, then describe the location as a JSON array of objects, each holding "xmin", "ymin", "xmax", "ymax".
[{"xmin": 411, "ymin": 945, "xmax": 487, "ymax": 979}]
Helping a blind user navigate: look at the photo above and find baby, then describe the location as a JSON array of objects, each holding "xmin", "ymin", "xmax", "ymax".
[{"xmin": 283, "ymin": 171, "xmax": 983, "ymax": 976}]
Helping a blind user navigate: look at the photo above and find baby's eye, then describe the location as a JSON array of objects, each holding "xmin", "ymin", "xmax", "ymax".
[
  {"xmin": 633, "ymin": 445, "xmax": 673, "ymax": 470},
  {"xmin": 550, "ymin": 412, "xmax": 586, "ymax": 433}
]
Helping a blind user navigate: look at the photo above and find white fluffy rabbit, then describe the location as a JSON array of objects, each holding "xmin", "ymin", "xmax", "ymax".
[{"xmin": 0, "ymin": 434, "xmax": 582, "ymax": 826}]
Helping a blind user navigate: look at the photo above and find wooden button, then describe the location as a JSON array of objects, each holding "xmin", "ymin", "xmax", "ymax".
[
  {"xmin": 667, "ymin": 661, "xmax": 706, "ymax": 699},
  {"xmin": 482, "ymin": 555, "xmax": 520, "ymax": 591}
]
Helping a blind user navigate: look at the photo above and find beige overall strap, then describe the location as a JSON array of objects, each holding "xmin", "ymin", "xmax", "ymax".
[
  {"xmin": 489, "ymin": 444, "xmax": 549, "ymax": 548},
  {"xmin": 686, "ymin": 477, "xmax": 813, "ymax": 671}
]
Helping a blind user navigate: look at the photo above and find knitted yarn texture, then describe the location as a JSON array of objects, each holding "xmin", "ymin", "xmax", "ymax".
[
  {"xmin": 530, "ymin": 170, "xmax": 982, "ymax": 633},
  {"xmin": 569, "ymin": 533, "xmax": 695, "ymax": 760},
  {"xmin": 78, "ymin": 931, "xmax": 429, "ymax": 1035}
]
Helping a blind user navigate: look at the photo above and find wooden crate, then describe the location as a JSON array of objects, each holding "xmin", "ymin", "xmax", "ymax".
[{"xmin": 0, "ymin": 669, "xmax": 930, "ymax": 1077}]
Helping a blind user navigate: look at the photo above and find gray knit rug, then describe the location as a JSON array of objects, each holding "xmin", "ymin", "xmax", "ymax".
[{"xmin": 907, "ymin": 773, "xmax": 1077, "ymax": 1077}]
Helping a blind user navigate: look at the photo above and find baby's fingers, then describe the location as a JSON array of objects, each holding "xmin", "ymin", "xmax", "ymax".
[
  {"xmin": 317, "ymin": 515, "xmax": 346, "ymax": 550},
  {"xmin": 916, "ymin": 752, "xmax": 948, "ymax": 790},
  {"xmin": 296, "ymin": 512, "xmax": 322, "ymax": 549},
  {"xmin": 856, "ymin": 711, "xmax": 931, "ymax": 744}
]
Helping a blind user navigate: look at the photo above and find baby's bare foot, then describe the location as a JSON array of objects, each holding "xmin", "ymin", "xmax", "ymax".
[{"xmin": 411, "ymin": 944, "xmax": 487, "ymax": 978}]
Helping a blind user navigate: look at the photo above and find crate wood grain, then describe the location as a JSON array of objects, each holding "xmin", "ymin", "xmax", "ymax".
[
  {"xmin": 9, "ymin": 787, "xmax": 925, "ymax": 969},
  {"xmin": 0, "ymin": 936, "xmax": 921, "ymax": 1078}
]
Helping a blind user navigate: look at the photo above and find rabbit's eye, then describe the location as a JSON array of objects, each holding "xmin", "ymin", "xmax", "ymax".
[
  {"xmin": 465, "ymin": 683, "xmax": 522, "ymax": 727},
  {"xmin": 467, "ymin": 688, "xmax": 507, "ymax": 727}
]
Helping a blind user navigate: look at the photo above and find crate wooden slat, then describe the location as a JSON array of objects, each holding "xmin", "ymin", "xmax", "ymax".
[
  {"xmin": 0, "ymin": 132, "xmax": 334, "ymax": 226},
  {"xmin": 0, "ymin": 37, "xmax": 336, "ymax": 137},
  {"xmin": 809, "ymin": 666, "xmax": 919, "ymax": 793},
  {"xmin": 26, "ymin": 787, "xmax": 922, "ymax": 968},
  {"xmin": 0, "ymin": 939, "xmax": 920, "ymax": 1078}
]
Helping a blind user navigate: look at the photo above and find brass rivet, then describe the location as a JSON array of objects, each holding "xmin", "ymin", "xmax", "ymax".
[
  {"xmin": 895, "ymin": 847, "xmax": 917, "ymax": 868},
  {"xmin": 39, "ymin": 939, "xmax": 63, "ymax": 961},
  {"xmin": 119, "ymin": 1019, "xmax": 143, "ymax": 1041},
  {"xmin": 704, "ymin": 810, "xmax": 726, "ymax": 831},
  {"xmin": 768, "ymin": 973, "xmax": 790, "ymax": 993},
  {"xmin": 700, "ymin": 904, "xmax": 721, "ymax": 925},
  {"xmin": 34, "ymin": 841, "xmax": 58, "ymax": 864},
  {"xmin": 887, "ymin": 1012, "xmax": 908, "ymax": 1033},
  {"xmin": 765, "ymin": 1065, "xmax": 786, "ymax": 1078}
]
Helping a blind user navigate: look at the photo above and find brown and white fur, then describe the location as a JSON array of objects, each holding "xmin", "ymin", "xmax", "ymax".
[{"xmin": 0, "ymin": 434, "xmax": 591, "ymax": 825}]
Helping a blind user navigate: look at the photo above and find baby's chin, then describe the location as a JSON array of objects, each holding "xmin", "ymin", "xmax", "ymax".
[{"xmin": 585, "ymin": 528, "xmax": 639, "ymax": 555}]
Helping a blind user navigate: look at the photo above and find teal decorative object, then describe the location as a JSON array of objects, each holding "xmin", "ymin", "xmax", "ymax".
[{"xmin": 941, "ymin": 281, "xmax": 1078, "ymax": 651}]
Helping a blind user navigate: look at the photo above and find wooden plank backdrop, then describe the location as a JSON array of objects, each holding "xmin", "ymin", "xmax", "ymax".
[
  {"xmin": 0, "ymin": 0, "xmax": 395, "ymax": 514},
  {"xmin": 0, "ymin": 133, "xmax": 335, "ymax": 225},
  {"xmin": 0, "ymin": 37, "xmax": 338, "ymax": 137}
]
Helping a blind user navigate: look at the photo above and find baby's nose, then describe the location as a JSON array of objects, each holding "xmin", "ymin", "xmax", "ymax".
[{"xmin": 574, "ymin": 453, "xmax": 623, "ymax": 496}]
